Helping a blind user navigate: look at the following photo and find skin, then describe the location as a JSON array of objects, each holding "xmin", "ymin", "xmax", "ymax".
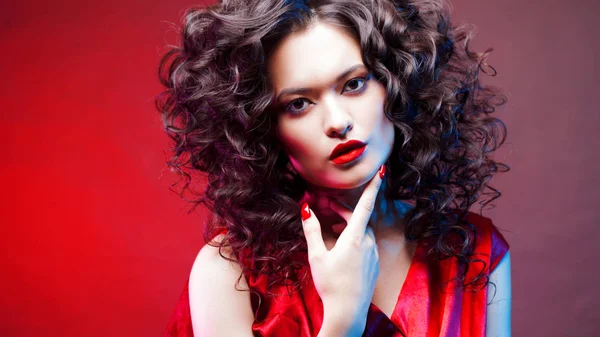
[{"xmin": 487, "ymin": 252, "xmax": 512, "ymax": 336}]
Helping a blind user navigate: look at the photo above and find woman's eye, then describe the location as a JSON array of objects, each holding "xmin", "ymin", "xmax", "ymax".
[
  {"xmin": 285, "ymin": 98, "xmax": 311, "ymax": 114},
  {"xmin": 343, "ymin": 77, "xmax": 368, "ymax": 93}
]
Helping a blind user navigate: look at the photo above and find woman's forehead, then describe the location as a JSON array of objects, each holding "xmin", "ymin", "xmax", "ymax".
[{"xmin": 266, "ymin": 22, "xmax": 364, "ymax": 94}]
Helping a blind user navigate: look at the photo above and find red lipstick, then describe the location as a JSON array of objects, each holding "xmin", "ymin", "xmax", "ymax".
[{"xmin": 330, "ymin": 140, "xmax": 367, "ymax": 164}]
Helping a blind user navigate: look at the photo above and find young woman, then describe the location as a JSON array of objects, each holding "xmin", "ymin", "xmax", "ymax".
[{"xmin": 157, "ymin": 0, "xmax": 511, "ymax": 336}]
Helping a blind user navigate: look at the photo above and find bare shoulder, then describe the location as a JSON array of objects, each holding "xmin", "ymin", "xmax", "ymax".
[
  {"xmin": 189, "ymin": 234, "xmax": 254, "ymax": 336},
  {"xmin": 486, "ymin": 251, "xmax": 511, "ymax": 337},
  {"xmin": 190, "ymin": 234, "xmax": 243, "ymax": 280}
]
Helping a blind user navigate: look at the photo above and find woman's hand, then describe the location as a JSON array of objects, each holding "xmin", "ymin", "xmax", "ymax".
[{"xmin": 300, "ymin": 165, "xmax": 385, "ymax": 336}]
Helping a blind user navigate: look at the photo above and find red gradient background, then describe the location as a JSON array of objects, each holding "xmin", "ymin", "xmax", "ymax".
[{"xmin": 1, "ymin": 0, "xmax": 598, "ymax": 336}]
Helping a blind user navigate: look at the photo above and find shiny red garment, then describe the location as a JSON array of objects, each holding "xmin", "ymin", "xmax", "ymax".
[{"xmin": 164, "ymin": 212, "xmax": 509, "ymax": 337}]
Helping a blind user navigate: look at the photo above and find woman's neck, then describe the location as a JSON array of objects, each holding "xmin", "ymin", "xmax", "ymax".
[{"xmin": 300, "ymin": 181, "xmax": 413, "ymax": 238}]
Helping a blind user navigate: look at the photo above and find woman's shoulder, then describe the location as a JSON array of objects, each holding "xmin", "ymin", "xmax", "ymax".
[
  {"xmin": 187, "ymin": 233, "xmax": 255, "ymax": 336},
  {"xmin": 193, "ymin": 233, "xmax": 230, "ymax": 259},
  {"xmin": 189, "ymin": 234, "xmax": 244, "ymax": 287}
]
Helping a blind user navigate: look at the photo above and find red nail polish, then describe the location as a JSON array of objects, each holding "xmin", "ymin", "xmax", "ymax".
[
  {"xmin": 301, "ymin": 202, "xmax": 311, "ymax": 220},
  {"xmin": 379, "ymin": 165, "xmax": 386, "ymax": 178}
]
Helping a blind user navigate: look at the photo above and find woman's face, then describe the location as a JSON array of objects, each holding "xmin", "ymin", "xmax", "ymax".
[{"xmin": 267, "ymin": 21, "xmax": 395, "ymax": 190}]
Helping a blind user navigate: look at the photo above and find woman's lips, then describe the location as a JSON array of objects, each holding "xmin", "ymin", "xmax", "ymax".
[{"xmin": 330, "ymin": 145, "xmax": 367, "ymax": 164}]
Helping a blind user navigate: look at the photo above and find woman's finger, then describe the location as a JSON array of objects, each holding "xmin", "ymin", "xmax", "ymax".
[
  {"xmin": 365, "ymin": 226, "xmax": 378, "ymax": 259},
  {"xmin": 338, "ymin": 165, "xmax": 385, "ymax": 245},
  {"xmin": 300, "ymin": 202, "xmax": 327, "ymax": 257},
  {"xmin": 364, "ymin": 226, "xmax": 376, "ymax": 245}
]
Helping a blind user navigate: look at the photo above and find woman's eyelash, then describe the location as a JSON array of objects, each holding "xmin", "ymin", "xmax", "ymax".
[
  {"xmin": 342, "ymin": 75, "xmax": 369, "ymax": 93},
  {"xmin": 283, "ymin": 75, "xmax": 371, "ymax": 114}
]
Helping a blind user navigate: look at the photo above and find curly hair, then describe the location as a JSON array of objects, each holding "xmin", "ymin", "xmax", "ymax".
[{"xmin": 156, "ymin": 0, "xmax": 509, "ymax": 294}]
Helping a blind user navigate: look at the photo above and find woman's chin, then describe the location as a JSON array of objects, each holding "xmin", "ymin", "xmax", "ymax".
[{"xmin": 311, "ymin": 176, "xmax": 372, "ymax": 192}]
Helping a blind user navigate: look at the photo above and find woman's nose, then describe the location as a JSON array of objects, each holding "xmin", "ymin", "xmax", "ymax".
[{"xmin": 323, "ymin": 95, "xmax": 353, "ymax": 137}]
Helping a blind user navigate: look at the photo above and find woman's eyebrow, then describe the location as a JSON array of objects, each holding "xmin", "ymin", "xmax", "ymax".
[{"xmin": 276, "ymin": 64, "xmax": 367, "ymax": 102}]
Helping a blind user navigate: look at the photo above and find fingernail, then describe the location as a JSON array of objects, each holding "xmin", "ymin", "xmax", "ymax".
[
  {"xmin": 379, "ymin": 165, "xmax": 386, "ymax": 179},
  {"xmin": 301, "ymin": 202, "xmax": 311, "ymax": 220}
]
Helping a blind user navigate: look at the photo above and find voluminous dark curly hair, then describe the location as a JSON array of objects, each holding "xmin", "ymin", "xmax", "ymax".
[{"xmin": 156, "ymin": 0, "xmax": 509, "ymax": 294}]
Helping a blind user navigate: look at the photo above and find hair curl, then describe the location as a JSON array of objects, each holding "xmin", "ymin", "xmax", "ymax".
[{"xmin": 156, "ymin": 0, "xmax": 509, "ymax": 295}]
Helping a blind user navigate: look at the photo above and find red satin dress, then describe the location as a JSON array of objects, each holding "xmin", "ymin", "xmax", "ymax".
[{"xmin": 164, "ymin": 212, "xmax": 509, "ymax": 337}]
